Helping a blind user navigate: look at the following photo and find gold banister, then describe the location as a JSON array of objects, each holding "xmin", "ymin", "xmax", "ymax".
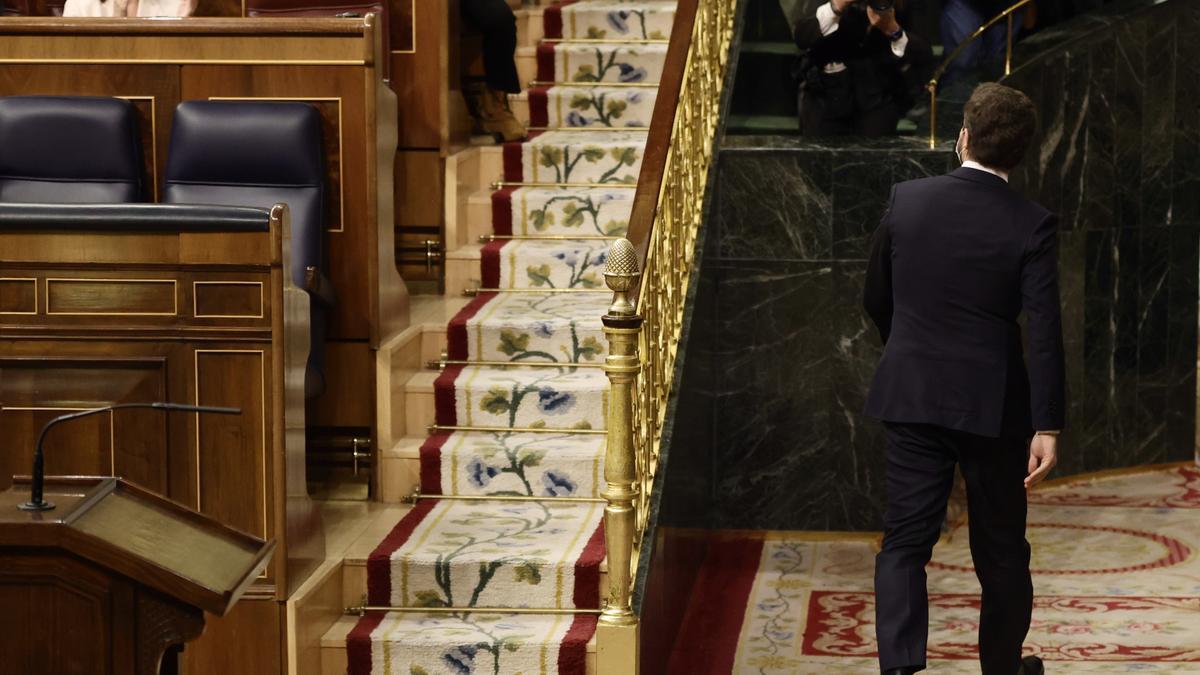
[
  {"xmin": 596, "ymin": 0, "xmax": 737, "ymax": 672},
  {"xmin": 926, "ymin": 0, "xmax": 1035, "ymax": 148}
]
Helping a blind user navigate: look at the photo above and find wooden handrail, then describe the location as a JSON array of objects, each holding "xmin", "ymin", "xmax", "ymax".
[{"xmin": 626, "ymin": 0, "xmax": 699, "ymax": 277}]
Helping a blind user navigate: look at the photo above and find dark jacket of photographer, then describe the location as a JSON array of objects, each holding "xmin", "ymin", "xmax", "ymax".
[{"xmin": 795, "ymin": 1, "xmax": 933, "ymax": 118}]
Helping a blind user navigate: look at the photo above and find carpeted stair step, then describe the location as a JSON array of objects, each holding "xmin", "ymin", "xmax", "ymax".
[
  {"xmin": 528, "ymin": 84, "xmax": 658, "ymax": 128},
  {"xmin": 503, "ymin": 129, "xmax": 648, "ymax": 184},
  {"xmin": 364, "ymin": 499, "xmax": 605, "ymax": 609},
  {"xmin": 480, "ymin": 238, "xmax": 612, "ymax": 290},
  {"xmin": 421, "ymin": 430, "xmax": 607, "ymax": 498},
  {"xmin": 347, "ymin": 610, "xmax": 596, "ymax": 675},
  {"xmin": 446, "ymin": 291, "xmax": 610, "ymax": 363},
  {"xmin": 491, "ymin": 185, "xmax": 634, "ymax": 237},
  {"xmin": 434, "ymin": 364, "xmax": 609, "ymax": 431},
  {"xmin": 544, "ymin": 0, "xmax": 676, "ymax": 40},
  {"xmin": 537, "ymin": 41, "xmax": 668, "ymax": 84}
]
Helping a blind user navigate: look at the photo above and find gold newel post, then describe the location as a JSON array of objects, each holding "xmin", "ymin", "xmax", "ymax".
[{"xmin": 598, "ymin": 238, "xmax": 643, "ymax": 674}]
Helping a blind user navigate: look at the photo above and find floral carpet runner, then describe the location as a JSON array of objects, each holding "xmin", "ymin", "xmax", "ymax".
[
  {"xmin": 669, "ymin": 463, "xmax": 1200, "ymax": 674},
  {"xmin": 347, "ymin": 2, "xmax": 675, "ymax": 673}
]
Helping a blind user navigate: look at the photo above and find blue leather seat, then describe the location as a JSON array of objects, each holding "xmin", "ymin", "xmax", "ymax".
[
  {"xmin": 163, "ymin": 100, "xmax": 334, "ymax": 399},
  {"xmin": 0, "ymin": 96, "xmax": 144, "ymax": 203}
]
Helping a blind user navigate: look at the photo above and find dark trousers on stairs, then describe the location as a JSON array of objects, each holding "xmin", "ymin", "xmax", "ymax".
[
  {"xmin": 461, "ymin": 0, "xmax": 521, "ymax": 93},
  {"xmin": 874, "ymin": 422, "xmax": 1034, "ymax": 674}
]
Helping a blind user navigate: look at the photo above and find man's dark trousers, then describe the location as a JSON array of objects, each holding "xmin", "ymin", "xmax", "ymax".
[{"xmin": 875, "ymin": 421, "xmax": 1033, "ymax": 674}]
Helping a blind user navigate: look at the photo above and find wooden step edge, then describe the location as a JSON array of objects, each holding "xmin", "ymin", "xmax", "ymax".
[
  {"xmin": 403, "ymin": 369, "xmax": 439, "ymax": 394},
  {"xmin": 318, "ymin": 613, "xmax": 597, "ymax": 674},
  {"xmin": 381, "ymin": 436, "xmax": 424, "ymax": 461},
  {"xmin": 444, "ymin": 242, "xmax": 484, "ymax": 261},
  {"xmin": 321, "ymin": 610, "xmax": 599, "ymax": 653}
]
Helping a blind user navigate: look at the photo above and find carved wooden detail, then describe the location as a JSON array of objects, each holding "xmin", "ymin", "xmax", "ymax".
[{"xmin": 136, "ymin": 591, "xmax": 204, "ymax": 675}]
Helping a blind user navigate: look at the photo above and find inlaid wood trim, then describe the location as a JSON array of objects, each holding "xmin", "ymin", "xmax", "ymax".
[
  {"xmin": 192, "ymin": 349, "xmax": 268, "ymax": 541},
  {"xmin": 0, "ymin": 277, "xmax": 37, "ymax": 315},
  {"xmin": 392, "ymin": 0, "xmax": 416, "ymax": 54},
  {"xmin": 45, "ymin": 278, "xmax": 178, "ymax": 317},
  {"xmin": 192, "ymin": 281, "xmax": 266, "ymax": 319}
]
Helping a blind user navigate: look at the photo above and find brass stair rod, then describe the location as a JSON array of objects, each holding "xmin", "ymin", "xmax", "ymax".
[
  {"xmin": 347, "ymin": 605, "xmax": 603, "ymax": 616},
  {"xmin": 411, "ymin": 492, "xmax": 605, "ymax": 504}
]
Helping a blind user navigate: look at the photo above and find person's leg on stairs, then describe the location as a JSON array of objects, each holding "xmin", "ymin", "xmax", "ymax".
[{"xmin": 461, "ymin": 0, "xmax": 525, "ymax": 141}]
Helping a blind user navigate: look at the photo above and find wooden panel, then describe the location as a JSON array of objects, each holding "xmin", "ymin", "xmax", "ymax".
[
  {"xmin": 0, "ymin": 34, "xmax": 365, "ymax": 64},
  {"xmin": 0, "ymin": 277, "xmax": 36, "ymax": 314},
  {"xmin": 395, "ymin": 149, "xmax": 442, "ymax": 227},
  {"xmin": 194, "ymin": 0, "xmax": 242, "ymax": 17},
  {"xmin": 181, "ymin": 598, "xmax": 282, "ymax": 675},
  {"xmin": 46, "ymin": 278, "xmax": 177, "ymax": 316},
  {"xmin": 195, "ymin": 350, "xmax": 270, "ymax": 539},
  {"xmin": 0, "ymin": 554, "xmax": 115, "ymax": 675},
  {"xmin": 393, "ymin": 0, "xmax": 415, "ymax": 52},
  {"xmin": 392, "ymin": 0, "xmax": 445, "ymax": 148},
  {"xmin": 181, "ymin": 65, "xmax": 372, "ymax": 341},
  {"xmin": 194, "ymin": 281, "xmax": 265, "ymax": 319},
  {"xmin": 305, "ymin": 340, "xmax": 373, "ymax": 427},
  {"xmin": 0, "ymin": 357, "xmax": 169, "ymax": 493}
]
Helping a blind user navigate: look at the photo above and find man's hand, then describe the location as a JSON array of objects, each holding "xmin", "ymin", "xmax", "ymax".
[
  {"xmin": 1025, "ymin": 433, "xmax": 1058, "ymax": 489},
  {"xmin": 867, "ymin": 6, "xmax": 901, "ymax": 34},
  {"xmin": 831, "ymin": 0, "xmax": 855, "ymax": 15}
]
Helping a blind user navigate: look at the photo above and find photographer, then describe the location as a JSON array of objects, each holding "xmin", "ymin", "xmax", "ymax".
[{"xmin": 795, "ymin": 0, "xmax": 933, "ymax": 136}]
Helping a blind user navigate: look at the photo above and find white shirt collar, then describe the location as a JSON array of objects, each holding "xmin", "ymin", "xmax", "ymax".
[{"xmin": 961, "ymin": 160, "xmax": 1009, "ymax": 183}]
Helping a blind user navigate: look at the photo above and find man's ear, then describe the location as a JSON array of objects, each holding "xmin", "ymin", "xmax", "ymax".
[{"xmin": 960, "ymin": 127, "xmax": 971, "ymax": 160}]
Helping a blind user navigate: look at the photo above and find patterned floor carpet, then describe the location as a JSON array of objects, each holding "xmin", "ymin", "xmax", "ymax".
[
  {"xmin": 669, "ymin": 463, "xmax": 1200, "ymax": 674},
  {"xmin": 346, "ymin": 2, "xmax": 675, "ymax": 673}
]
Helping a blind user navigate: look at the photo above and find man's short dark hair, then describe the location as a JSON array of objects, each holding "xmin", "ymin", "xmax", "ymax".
[{"xmin": 963, "ymin": 83, "xmax": 1038, "ymax": 172}]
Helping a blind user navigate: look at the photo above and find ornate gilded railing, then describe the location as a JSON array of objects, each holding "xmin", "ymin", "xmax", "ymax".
[
  {"xmin": 595, "ymin": 0, "xmax": 736, "ymax": 671},
  {"xmin": 927, "ymin": 0, "xmax": 1035, "ymax": 147}
]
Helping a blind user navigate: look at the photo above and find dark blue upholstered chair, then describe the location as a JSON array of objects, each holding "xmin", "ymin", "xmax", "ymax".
[
  {"xmin": 0, "ymin": 96, "xmax": 144, "ymax": 203},
  {"xmin": 163, "ymin": 100, "xmax": 334, "ymax": 399}
]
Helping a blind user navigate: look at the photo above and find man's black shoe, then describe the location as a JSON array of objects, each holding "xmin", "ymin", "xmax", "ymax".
[
  {"xmin": 882, "ymin": 669, "xmax": 920, "ymax": 675},
  {"xmin": 1019, "ymin": 656, "xmax": 1045, "ymax": 675}
]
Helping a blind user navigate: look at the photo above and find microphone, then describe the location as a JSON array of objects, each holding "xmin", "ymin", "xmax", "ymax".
[{"xmin": 18, "ymin": 402, "xmax": 241, "ymax": 512}]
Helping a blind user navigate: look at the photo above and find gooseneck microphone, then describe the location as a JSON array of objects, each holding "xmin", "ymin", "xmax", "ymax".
[{"xmin": 18, "ymin": 402, "xmax": 241, "ymax": 512}]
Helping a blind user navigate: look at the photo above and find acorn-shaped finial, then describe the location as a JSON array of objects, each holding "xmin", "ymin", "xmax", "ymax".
[{"xmin": 604, "ymin": 238, "xmax": 642, "ymax": 316}]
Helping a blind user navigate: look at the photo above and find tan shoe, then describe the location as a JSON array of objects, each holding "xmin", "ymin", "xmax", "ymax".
[{"xmin": 465, "ymin": 81, "xmax": 527, "ymax": 143}]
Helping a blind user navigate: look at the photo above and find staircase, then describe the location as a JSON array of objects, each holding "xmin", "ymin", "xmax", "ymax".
[{"xmin": 323, "ymin": 2, "xmax": 679, "ymax": 673}]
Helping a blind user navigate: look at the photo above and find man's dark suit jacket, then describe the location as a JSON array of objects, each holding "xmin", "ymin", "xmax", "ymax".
[{"xmin": 863, "ymin": 166, "xmax": 1066, "ymax": 438}]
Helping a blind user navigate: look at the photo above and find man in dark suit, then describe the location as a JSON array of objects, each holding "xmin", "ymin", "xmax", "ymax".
[{"xmin": 863, "ymin": 83, "xmax": 1064, "ymax": 675}]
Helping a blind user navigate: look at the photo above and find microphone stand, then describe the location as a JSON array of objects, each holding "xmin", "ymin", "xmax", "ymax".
[{"xmin": 18, "ymin": 402, "xmax": 241, "ymax": 512}]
